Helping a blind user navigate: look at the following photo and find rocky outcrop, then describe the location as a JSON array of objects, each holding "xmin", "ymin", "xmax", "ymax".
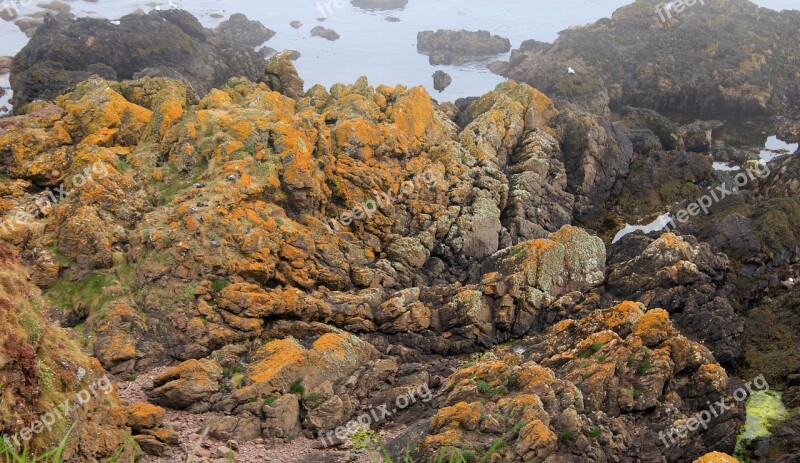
[
  {"xmin": 388, "ymin": 301, "xmax": 743, "ymax": 462},
  {"xmin": 0, "ymin": 242, "xmax": 134, "ymax": 461},
  {"xmin": 213, "ymin": 13, "xmax": 275, "ymax": 47},
  {"xmin": 260, "ymin": 51, "xmax": 305, "ymax": 100},
  {"xmin": 10, "ymin": 10, "xmax": 272, "ymax": 111},
  {"xmin": 493, "ymin": 0, "xmax": 800, "ymax": 116},
  {"xmin": 5, "ymin": 19, "xmax": 800, "ymax": 458},
  {"xmin": 417, "ymin": 29, "xmax": 511, "ymax": 65},
  {"xmin": 607, "ymin": 233, "xmax": 743, "ymax": 366}
]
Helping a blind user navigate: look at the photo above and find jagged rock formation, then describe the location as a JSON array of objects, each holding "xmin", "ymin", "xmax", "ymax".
[
  {"xmin": 9, "ymin": 10, "xmax": 273, "ymax": 111},
  {"xmin": 492, "ymin": 0, "xmax": 800, "ymax": 116},
  {"xmin": 0, "ymin": 68, "xmax": 759, "ymax": 460},
  {"xmin": 2, "ymin": 5, "xmax": 800, "ymax": 461},
  {"xmin": 389, "ymin": 301, "xmax": 742, "ymax": 462}
]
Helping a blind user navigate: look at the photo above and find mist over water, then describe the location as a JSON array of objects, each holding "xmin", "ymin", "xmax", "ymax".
[{"xmin": 1, "ymin": 0, "xmax": 798, "ymax": 100}]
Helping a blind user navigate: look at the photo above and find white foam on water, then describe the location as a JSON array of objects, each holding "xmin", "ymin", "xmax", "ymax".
[
  {"xmin": 612, "ymin": 212, "xmax": 672, "ymax": 244},
  {"xmin": 713, "ymin": 161, "xmax": 740, "ymax": 171},
  {"xmin": 759, "ymin": 135, "xmax": 799, "ymax": 163}
]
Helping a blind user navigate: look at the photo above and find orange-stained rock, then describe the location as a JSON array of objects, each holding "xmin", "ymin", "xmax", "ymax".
[
  {"xmin": 125, "ymin": 402, "xmax": 165, "ymax": 431},
  {"xmin": 149, "ymin": 359, "xmax": 223, "ymax": 410},
  {"xmin": 693, "ymin": 452, "xmax": 739, "ymax": 463}
]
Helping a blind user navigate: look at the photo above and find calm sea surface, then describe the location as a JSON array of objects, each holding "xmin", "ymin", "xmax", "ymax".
[{"xmin": 1, "ymin": 0, "xmax": 797, "ymax": 103}]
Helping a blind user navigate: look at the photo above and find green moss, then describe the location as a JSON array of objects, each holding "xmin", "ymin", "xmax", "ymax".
[
  {"xmin": 231, "ymin": 373, "xmax": 244, "ymax": 389},
  {"xmin": 45, "ymin": 273, "xmax": 116, "ymax": 318},
  {"xmin": 37, "ymin": 360, "xmax": 54, "ymax": 395},
  {"xmin": 181, "ymin": 284, "xmax": 198, "ymax": 302},
  {"xmin": 19, "ymin": 311, "xmax": 41, "ymax": 345},
  {"xmin": 289, "ymin": 379, "xmax": 305, "ymax": 395},
  {"xmin": 351, "ymin": 429, "xmax": 378, "ymax": 450},
  {"xmin": 211, "ymin": 279, "xmax": 230, "ymax": 293},
  {"xmin": 578, "ymin": 342, "xmax": 605, "ymax": 359},
  {"xmin": 475, "ymin": 379, "xmax": 509, "ymax": 397}
]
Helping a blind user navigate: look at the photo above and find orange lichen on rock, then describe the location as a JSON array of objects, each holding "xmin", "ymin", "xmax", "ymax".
[
  {"xmin": 633, "ymin": 308, "xmax": 673, "ymax": 347},
  {"xmin": 692, "ymin": 452, "xmax": 739, "ymax": 463},
  {"xmin": 244, "ymin": 332, "xmax": 377, "ymax": 396},
  {"xmin": 515, "ymin": 419, "xmax": 557, "ymax": 460},
  {"xmin": 429, "ymin": 401, "xmax": 484, "ymax": 432},
  {"xmin": 601, "ymin": 301, "xmax": 645, "ymax": 331},
  {"xmin": 125, "ymin": 402, "xmax": 165, "ymax": 430}
]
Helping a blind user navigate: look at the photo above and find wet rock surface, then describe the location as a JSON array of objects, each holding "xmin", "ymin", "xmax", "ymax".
[{"xmin": 417, "ymin": 29, "xmax": 511, "ymax": 65}]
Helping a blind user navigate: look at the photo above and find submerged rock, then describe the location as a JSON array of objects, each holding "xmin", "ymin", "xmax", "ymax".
[{"xmin": 351, "ymin": 0, "xmax": 408, "ymax": 11}]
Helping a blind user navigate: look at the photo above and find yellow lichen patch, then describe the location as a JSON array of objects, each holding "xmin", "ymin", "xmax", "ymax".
[
  {"xmin": 245, "ymin": 332, "xmax": 377, "ymax": 394},
  {"xmin": 514, "ymin": 363, "xmax": 556, "ymax": 390},
  {"xmin": 57, "ymin": 79, "xmax": 152, "ymax": 146},
  {"xmin": 694, "ymin": 363, "xmax": 729, "ymax": 392},
  {"xmin": 125, "ymin": 402, "xmax": 165, "ymax": 430},
  {"xmin": 692, "ymin": 452, "xmax": 739, "ymax": 463},
  {"xmin": 389, "ymin": 86, "xmax": 437, "ymax": 152},
  {"xmin": 497, "ymin": 394, "xmax": 548, "ymax": 424},
  {"xmin": 600, "ymin": 301, "xmax": 645, "ymax": 330},
  {"xmin": 429, "ymin": 401, "xmax": 484, "ymax": 432},
  {"xmin": 202, "ymin": 89, "xmax": 234, "ymax": 109},
  {"xmin": 633, "ymin": 308, "xmax": 673, "ymax": 347},
  {"xmin": 422, "ymin": 428, "xmax": 463, "ymax": 450},
  {"xmin": 248, "ymin": 338, "xmax": 307, "ymax": 385},
  {"xmin": 333, "ymin": 118, "xmax": 383, "ymax": 159},
  {"xmin": 515, "ymin": 419, "xmax": 557, "ymax": 460}
]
